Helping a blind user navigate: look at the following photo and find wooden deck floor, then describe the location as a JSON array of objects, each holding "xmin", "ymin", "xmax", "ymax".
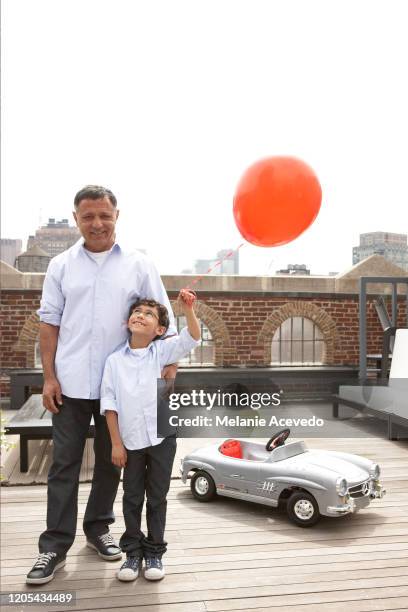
[{"xmin": 1, "ymin": 437, "xmax": 408, "ymax": 611}]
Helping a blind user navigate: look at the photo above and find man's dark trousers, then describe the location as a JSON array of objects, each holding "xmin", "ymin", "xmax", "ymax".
[
  {"xmin": 39, "ymin": 396, "xmax": 121, "ymax": 557},
  {"xmin": 119, "ymin": 436, "xmax": 177, "ymax": 559}
]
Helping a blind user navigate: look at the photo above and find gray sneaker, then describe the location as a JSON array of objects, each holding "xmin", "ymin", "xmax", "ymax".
[
  {"xmin": 117, "ymin": 556, "xmax": 143, "ymax": 582},
  {"xmin": 26, "ymin": 552, "xmax": 66, "ymax": 585},
  {"xmin": 144, "ymin": 556, "xmax": 165, "ymax": 581},
  {"xmin": 86, "ymin": 532, "xmax": 122, "ymax": 560}
]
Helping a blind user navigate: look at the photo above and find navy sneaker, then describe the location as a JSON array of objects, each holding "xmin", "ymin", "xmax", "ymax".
[
  {"xmin": 86, "ymin": 532, "xmax": 122, "ymax": 561},
  {"xmin": 144, "ymin": 556, "xmax": 165, "ymax": 581},
  {"xmin": 117, "ymin": 556, "xmax": 143, "ymax": 582},
  {"xmin": 26, "ymin": 552, "xmax": 66, "ymax": 585}
]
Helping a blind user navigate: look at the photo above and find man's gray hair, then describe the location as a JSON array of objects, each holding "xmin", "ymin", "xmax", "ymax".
[{"xmin": 74, "ymin": 185, "xmax": 117, "ymax": 208}]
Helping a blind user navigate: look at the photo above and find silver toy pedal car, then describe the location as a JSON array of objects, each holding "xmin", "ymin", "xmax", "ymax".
[{"xmin": 180, "ymin": 429, "xmax": 386, "ymax": 527}]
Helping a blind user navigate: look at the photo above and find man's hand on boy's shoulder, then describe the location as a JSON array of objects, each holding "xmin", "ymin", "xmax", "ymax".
[
  {"xmin": 162, "ymin": 363, "xmax": 178, "ymax": 380},
  {"xmin": 111, "ymin": 443, "xmax": 127, "ymax": 468}
]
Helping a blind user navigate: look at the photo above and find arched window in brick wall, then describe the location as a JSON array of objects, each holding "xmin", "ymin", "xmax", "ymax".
[
  {"xmin": 175, "ymin": 316, "xmax": 215, "ymax": 366},
  {"xmin": 271, "ymin": 317, "xmax": 325, "ymax": 365}
]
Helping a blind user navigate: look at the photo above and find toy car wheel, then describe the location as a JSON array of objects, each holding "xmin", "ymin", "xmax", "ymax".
[
  {"xmin": 190, "ymin": 471, "xmax": 217, "ymax": 502},
  {"xmin": 287, "ymin": 491, "xmax": 320, "ymax": 527}
]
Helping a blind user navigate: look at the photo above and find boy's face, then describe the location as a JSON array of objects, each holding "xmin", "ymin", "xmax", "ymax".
[{"xmin": 128, "ymin": 305, "xmax": 166, "ymax": 341}]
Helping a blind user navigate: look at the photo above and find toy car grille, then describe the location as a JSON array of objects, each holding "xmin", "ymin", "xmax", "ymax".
[{"xmin": 348, "ymin": 480, "xmax": 370, "ymax": 498}]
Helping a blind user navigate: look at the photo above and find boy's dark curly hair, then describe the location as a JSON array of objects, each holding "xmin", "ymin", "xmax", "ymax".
[{"xmin": 128, "ymin": 298, "xmax": 169, "ymax": 340}]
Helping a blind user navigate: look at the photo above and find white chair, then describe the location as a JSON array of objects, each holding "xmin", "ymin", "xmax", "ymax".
[
  {"xmin": 335, "ymin": 329, "xmax": 408, "ymax": 437},
  {"xmin": 389, "ymin": 328, "xmax": 408, "ymax": 379}
]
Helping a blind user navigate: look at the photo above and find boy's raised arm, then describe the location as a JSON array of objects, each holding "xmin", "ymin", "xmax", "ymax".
[
  {"xmin": 157, "ymin": 290, "xmax": 201, "ymax": 368},
  {"xmin": 178, "ymin": 290, "xmax": 200, "ymax": 340}
]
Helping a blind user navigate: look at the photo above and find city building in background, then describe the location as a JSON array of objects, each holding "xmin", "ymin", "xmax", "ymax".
[
  {"xmin": 193, "ymin": 259, "xmax": 212, "ymax": 274},
  {"xmin": 193, "ymin": 248, "xmax": 240, "ymax": 275},
  {"xmin": 353, "ymin": 232, "xmax": 408, "ymax": 271},
  {"xmin": 15, "ymin": 244, "xmax": 51, "ymax": 273},
  {"xmin": 0, "ymin": 238, "xmax": 22, "ymax": 267},
  {"xmin": 27, "ymin": 218, "xmax": 80, "ymax": 258},
  {"xmin": 276, "ymin": 264, "xmax": 310, "ymax": 276}
]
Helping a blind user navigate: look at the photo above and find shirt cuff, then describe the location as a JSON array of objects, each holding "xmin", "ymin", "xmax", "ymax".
[
  {"xmin": 179, "ymin": 327, "xmax": 200, "ymax": 349},
  {"xmin": 100, "ymin": 398, "xmax": 118, "ymax": 415},
  {"xmin": 37, "ymin": 311, "xmax": 62, "ymax": 326}
]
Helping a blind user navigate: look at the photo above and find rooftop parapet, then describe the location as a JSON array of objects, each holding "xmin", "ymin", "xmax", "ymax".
[{"xmin": 1, "ymin": 255, "xmax": 406, "ymax": 294}]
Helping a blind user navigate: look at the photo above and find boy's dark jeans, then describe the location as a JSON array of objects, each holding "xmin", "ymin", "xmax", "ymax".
[
  {"xmin": 38, "ymin": 395, "xmax": 121, "ymax": 557},
  {"xmin": 119, "ymin": 436, "xmax": 177, "ymax": 559}
]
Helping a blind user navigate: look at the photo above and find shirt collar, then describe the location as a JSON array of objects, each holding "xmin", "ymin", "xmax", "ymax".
[
  {"xmin": 124, "ymin": 338, "xmax": 155, "ymax": 355},
  {"xmin": 74, "ymin": 236, "xmax": 121, "ymax": 254}
]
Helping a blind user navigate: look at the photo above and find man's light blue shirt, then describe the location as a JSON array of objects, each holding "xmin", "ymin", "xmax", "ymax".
[
  {"xmin": 37, "ymin": 238, "xmax": 177, "ymax": 399},
  {"xmin": 100, "ymin": 328, "xmax": 199, "ymax": 449}
]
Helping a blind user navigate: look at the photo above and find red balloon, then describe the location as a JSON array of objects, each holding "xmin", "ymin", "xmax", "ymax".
[{"xmin": 233, "ymin": 156, "xmax": 322, "ymax": 247}]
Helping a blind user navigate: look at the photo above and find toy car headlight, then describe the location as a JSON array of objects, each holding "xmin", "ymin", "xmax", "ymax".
[
  {"xmin": 336, "ymin": 477, "xmax": 348, "ymax": 497},
  {"xmin": 369, "ymin": 463, "xmax": 380, "ymax": 479}
]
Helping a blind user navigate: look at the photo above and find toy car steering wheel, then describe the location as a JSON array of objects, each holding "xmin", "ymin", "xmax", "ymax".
[{"xmin": 266, "ymin": 428, "xmax": 291, "ymax": 451}]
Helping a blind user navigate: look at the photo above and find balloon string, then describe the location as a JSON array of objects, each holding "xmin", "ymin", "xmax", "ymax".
[{"xmin": 185, "ymin": 243, "xmax": 245, "ymax": 289}]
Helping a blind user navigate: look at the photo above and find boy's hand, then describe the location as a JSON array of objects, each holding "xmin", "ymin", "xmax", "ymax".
[
  {"xmin": 111, "ymin": 443, "xmax": 127, "ymax": 468},
  {"xmin": 178, "ymin": 289, "xmax": 197, "ymax": 312}
]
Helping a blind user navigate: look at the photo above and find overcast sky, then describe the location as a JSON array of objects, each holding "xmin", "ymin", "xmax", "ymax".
[{"xmin": 1, "ymin": 0, "xmax": 407, "ymax": 276}]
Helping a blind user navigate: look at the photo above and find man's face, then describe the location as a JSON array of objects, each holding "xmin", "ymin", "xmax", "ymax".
[
  {"xmin": 128, "ymin": 305, "xmax": 166, "ymax": 341},
  {"xmin": 73, "ymin": 196, "xmax": 119, "ymax": 253}
]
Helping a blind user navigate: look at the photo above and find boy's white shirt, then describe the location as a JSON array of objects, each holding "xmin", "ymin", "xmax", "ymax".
[{"xmin": 100, "ymin": 327, "xmax": 199, "ymax": 450}]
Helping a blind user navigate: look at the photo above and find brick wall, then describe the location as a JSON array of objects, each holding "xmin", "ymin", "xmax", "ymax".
[
  {"xmin": 1, "ymin": 285, "xmax": 406, "ymax": 398},
  {"xmin": 173, "ymin": 293, "xmax": 406, "ymax": 367},
  {"xmin": 1, "ymin": 291, "xmax": 41, "ymax": 365}
]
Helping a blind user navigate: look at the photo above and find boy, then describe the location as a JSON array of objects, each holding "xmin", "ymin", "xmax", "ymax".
[{"xmin": 100, "ymin": 289, "xmax": 200, "ymax": 581}]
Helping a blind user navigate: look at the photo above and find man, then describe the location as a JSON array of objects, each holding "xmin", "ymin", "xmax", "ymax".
[{"xmin": 26, "ymin": 185, "xmax": 177, "ymax": 585}]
